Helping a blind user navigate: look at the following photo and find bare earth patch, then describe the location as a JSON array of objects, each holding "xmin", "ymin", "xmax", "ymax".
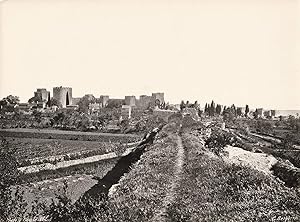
[{"xmin": 223, "ymin": 145, "xmax": 278, "ymax": 175}]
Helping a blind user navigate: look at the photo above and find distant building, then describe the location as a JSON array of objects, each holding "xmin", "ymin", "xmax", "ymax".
[
  {"xmin": 17, "ymin": 103, "xmax": 31, "ymax": 112},
  {"xmin": 271, "ymin": 110, "xmax": 276, "ymax": 117},
  {"xmin": 137, "ymin": 95, "xmax": 152, "ymax": 109},
  {"xmin": 53, "ymin": 86, "xmax": 72, "ymax": 108},
  {"xmin": 237, "ymin": 107, "xmax": 246, "ymax": 116},
  {"xmin": 125, "ymin": 96, "xmax": 136, "ymax": 107},
  {"xmin": 152, "ymin": 93, "xmax": 164, "ymax": 106},
  {"xmin": 264, "ymin": 110, "xmax": 272, "ymax": 118},
  {"xmin": 84, "ymin": 94, "xmax": 95, "ymax": 101},
  {"xmin": 99, "ymin": 95, "xmax": 109, "ymax": 108},
  {"xmin": 36, "ymin": 101, "xmax": 47, "ymax": 109},
  {"xmin": 89, "ymin": 103, "xmax": 101, "ymax": 113},
  {"xmin": 121, "ymin": 105, "xmax": 132, "ymax": 120},
  {"xmin": 34, "ymin": 88, "xmax": 50, "ymax": 103},
  {"xmin": 66, "ymin": 105, "xmax": 79, "ymax": 110},
  {"xmin": 256, "ymin": 108, "xmax": 263, "ymax": 117}
]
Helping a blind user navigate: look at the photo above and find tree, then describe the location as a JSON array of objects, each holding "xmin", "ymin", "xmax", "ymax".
[
  {"xmin": 180, "ymin": 101, "xmax": 185, "ymax": 111},
  {"xmin": 106, "ymin": 99, "xmax": 123, "ymax": 109},
  {"xmin": 0, "ymin": 95, "xmax": 19, "ymax": 110},
  {"xmin": 237, "ymin": 108, "xmax": 242, "ymax": 116},
  {"xmin": 5, "ymin": 95, "xmax": 20, "ymax": 105},
  {"xmin": 223, "ymin": 107, "xmax": 235, "ymax": 122},
  {"xmin": 193, "ymin": 101, "xmax": 199, "ymax": 109},
  {"xmin": 204, "ymin": 103, "xmax": 208, "ymax": 113},
  {"xmin": 216, "ymin": 104, "xmax": 222, "ymax": 115},
  {"xmin": 245, "ymin": 105, "xmax": 249, "ymax": 117},
  {"xmin": 209, "ymin": 100, "xmax": 215, "ymax": 116},
  {"xmin": 253, "ymin": 108, "xmax": 258, "ymax": 119},
  {"xmin": 49, "ymin": 98, "xmax": 62, "ymax": 107},
  {"xmin": 186, "ymin": 101, "xmax": 190, "ymax": 108},
  {"xmin": 78, "ymin": 95, "xmax": 96, "ymax": 113},
  {"xmin": 46, "ymin": 94, "xmax": 51, "ymax": 107},
  {"xmin": 28, "ymin": 96, "xmax": 40, "ymax": 104},
  {"xmin": 231, "ymin": 104, "xmax": 236, "ymax": 116},
  {"xmin": 0, "ymin": 99, "xmax": 7, "ymax": 110},
  {"xmin": 222, "ymin": 106, "xmax": 227, "ymax": 115}
]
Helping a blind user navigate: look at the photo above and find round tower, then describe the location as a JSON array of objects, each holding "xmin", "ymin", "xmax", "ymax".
[{"xmin": 53, "ymin": 86, "xmax": 72, "ymax": 108}]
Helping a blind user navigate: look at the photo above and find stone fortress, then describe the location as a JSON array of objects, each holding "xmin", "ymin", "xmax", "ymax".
[
  {"xmin": 38, "ymin": 86, "xmax": 166, "ymax": 110},
  {"xmin": 27, "ymin": 86, "xmax": 299, "ymax": 118}
]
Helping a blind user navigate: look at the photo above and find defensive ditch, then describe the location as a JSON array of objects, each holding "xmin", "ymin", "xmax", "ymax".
[{"xmin": 79, "ymin": 128, "xmax": 161, "ymax": 202}]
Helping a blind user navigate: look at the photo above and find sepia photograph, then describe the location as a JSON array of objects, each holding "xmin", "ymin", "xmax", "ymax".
[{"xmin": 0, "ymin": 0, "xmax": 300, "ymax": 221}]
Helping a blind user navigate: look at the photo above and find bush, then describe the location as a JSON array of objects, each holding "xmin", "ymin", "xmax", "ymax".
[{"xmin": 205, "ymin": 129, "xmax": 238, "ymax": 155}]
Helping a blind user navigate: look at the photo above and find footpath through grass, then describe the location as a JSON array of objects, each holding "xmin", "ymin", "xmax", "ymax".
[{"xmin": 166, "ymin": 130, "xmax": 300, "ymax": 221}]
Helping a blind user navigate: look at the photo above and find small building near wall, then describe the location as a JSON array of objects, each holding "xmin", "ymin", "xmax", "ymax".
[
  {"xmin": 88, "ymin": 103, "xmax": 100, "ymax": 113},
  {"xmin": 264, "ymin": 110, "xmax": 272, "ymax": 118},
  {"xmin": 121, "ymin": 105, "xmax": 132, "ymax": 120},
  {"xmin": 18, "ymin": 103, "xmax": 30, "ymax": 112},
  {"xmin": 256, "ymin": 108, "xmax": 263, "ymax": 117},
  {"xmin": 99, "ymin": 95, "xmax": 110, "ymax": 108},
  {"xmin": 66, "ymin": 105, "xmax": 79, "ymax": 110},
  {"xmin": 37, "ymin": 101, "xmax": 47, "ymax": 109}
]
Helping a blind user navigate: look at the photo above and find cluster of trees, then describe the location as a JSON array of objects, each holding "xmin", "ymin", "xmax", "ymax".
[
  {"xmin": 203, "ymin": 101, "xmax": 250, "ymax": 118},
  {"xmin": 179, "ymin": 99, "xmax": 251, "ymax": 121},
  {"xmin": 204, "ymin": 101, "xmax": 222, "ymax": 116},
  {"xmin": 0, "ymin": 95, "xmax": 20, "ymax": 111},
  {"xmin": 180, "ymin": 100, "xmax": 200, "ymax": 111},
  {"xmin": 77, "ymin": 95, "xmax": 96, "ymax": 113}
]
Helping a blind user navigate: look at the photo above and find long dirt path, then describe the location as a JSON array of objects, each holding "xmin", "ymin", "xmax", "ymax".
[{"xmin": 151, "ymin": 134, "xmax": 185, "ymax": 222}]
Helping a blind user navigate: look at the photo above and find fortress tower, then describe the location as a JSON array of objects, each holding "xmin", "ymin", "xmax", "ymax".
[
  {"xmin": 151, "ymin": 93, "xmax": 164, "ymax": 106},
  {"xmin": 53, "ymin": 86, "xmax": 72, "ymax": 108},
  {"xmin": 125, "ymin": 96, "xmax": 136, "ymax": 107},
  {"xmin": 34, "ymin": 88, "xmax": 50, "ymax": 102}
]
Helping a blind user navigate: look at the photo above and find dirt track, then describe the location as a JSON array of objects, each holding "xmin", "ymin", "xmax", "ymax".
[{"xmin": 151, "ymin": 134, "xmax": 185, "ymax": 222}]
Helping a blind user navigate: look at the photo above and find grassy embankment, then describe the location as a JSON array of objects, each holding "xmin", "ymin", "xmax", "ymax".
[
  {"xmin": 166, "ymin": 129, "xmax": 300, "ymax": 221},
  {"xmin": 92, "ymin": 122, "xmax": 300, "ymax": 221}
]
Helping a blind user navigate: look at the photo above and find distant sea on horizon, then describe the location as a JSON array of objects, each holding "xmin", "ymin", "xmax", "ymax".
[{"xmin": 275, "ymin": 110, "xmax": 300, "ymax": 117}]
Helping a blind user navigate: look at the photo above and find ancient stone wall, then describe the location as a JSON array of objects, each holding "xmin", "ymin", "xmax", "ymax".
[{"xmin": 137, "ymin": 95, "xmax": 152, "ymax": 109}]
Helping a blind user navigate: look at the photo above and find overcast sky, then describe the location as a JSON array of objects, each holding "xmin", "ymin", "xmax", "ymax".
[{"xmin": 0, "ymin": 0, "xmax": 299, "ymax": 109}]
